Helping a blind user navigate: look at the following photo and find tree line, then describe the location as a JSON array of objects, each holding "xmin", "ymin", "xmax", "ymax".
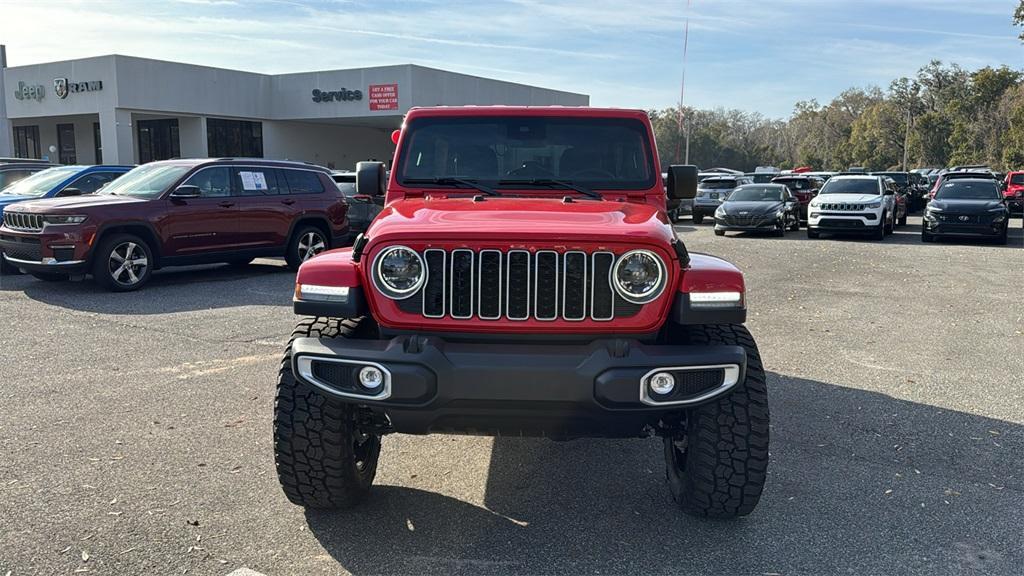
[{"xmin": 649, "ymin": 60, "xmax": 1024, "ymax": 173}]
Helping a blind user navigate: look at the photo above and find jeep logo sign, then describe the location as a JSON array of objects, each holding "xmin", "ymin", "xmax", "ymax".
[
  {"xmin": 53, "ymin": 78, "xmax": 104, "ymax": 99},
  {"xmin": 13, "ymin": 81, "xmax": 45, "ymax": 102},
  {"xmin": 311, "ymin": 88, "xmax": 363, "ymax": 103}
]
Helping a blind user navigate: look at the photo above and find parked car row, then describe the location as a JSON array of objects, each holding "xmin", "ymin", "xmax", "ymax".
[{"xmin": 0, "ymin": 158, "xmax": 353, "ymax": 290}]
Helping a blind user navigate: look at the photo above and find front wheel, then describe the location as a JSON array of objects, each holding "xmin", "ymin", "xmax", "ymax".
[
  {"xmin": 873, "ymin": 216, "xmax": 886, "ymax": 241},
  {"xmin": 693, "ymin": 214, "xmax": 704, "ymax": 225},
  {"xmin": 275, "ymin": 317, "xmax": 382, "ymax": 508},
  {"xmin": 664, "ymin": 324, "xmax": 769, "ymax": 518},
  {"xmin": 898, "ymin": 212, "xmax": 908, "ymax": 226},
  {"xmin": 807, "ymin": 228, "xmax": 820, "ymax": 239},
  {"xmin": 92, "ymin": 233, "xmax": 153, "ymax": 292},
  {"xmin": 714, "ymin": 229, "xmax": 725, "ymax": 237}
]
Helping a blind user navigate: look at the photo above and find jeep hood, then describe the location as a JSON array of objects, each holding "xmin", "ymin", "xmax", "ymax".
[
  {"xmin": 6, "ymin": 194, "xmax": 147, "ymax": 213},
  {"xmin": 367, "ymin": 197, "xmax": 675, "ymax": 247},
  {"xmin": 816, "ymin": 193, "xmax": 881, "ymax": 203}
]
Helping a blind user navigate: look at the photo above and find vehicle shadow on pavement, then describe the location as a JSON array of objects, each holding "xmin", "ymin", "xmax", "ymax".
[
  {"xmin": 303, "ymin": 372, "xmax": 1022, "ymax": 575},
  {"xmin": 3, "ymin": 261, "xmax": 294, "ymax": 313}
]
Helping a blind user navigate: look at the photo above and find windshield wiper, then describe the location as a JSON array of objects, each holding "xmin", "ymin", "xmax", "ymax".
[
  {"xmin": 403, "ymin": 177, "xmax": 500, "ymax": 196},
  {"xmin": 499, "ymin": 178, "xmax": 602, "ymax": 200}
]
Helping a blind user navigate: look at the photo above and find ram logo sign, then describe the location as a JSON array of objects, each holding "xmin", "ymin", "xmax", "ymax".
[{"xmin": 53, "ymin": 78, "xmax": 104, "ymax": 99}]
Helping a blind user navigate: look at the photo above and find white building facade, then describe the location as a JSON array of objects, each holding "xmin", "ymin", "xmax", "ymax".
[{"xmin": 0, "ymin": 47, "xmax": 588, "ymax": 169}]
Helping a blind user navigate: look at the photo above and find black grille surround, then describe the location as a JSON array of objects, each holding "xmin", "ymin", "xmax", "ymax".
[{"xmin": 390, "ymin": 248, "xmax": 652, "ymax": 322}]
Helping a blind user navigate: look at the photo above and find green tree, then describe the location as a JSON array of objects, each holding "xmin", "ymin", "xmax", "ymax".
[{"xmin": 1015, "ymin": 0, "xmax": 1024, "ymax": 41}]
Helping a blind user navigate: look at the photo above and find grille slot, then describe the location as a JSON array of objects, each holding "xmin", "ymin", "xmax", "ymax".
[
  {"xmin": 535, "ymin": 251, "xmax": 559, "ymax": 320},
  {"xmin": 590, "ymin": 252, "xmax": 614, "ymax": 320},
  {"xmin": 422, "ymin": 249, "xmax": 446, "ymax": 318},
  {"xmin": 414, "ymin": 249, "xmax": 627, "ymax": 322},
  {"xmin": 506, "ymin": 250, "xmax": 531, "ymax": 320},
  {"xmin": 450, "ymin": 249, "xmax": 474, "ymax": 319}
]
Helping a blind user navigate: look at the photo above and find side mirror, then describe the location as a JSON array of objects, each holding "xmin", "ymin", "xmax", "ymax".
[
  {"xmin": 356, "ymin": 161, "xmax": 386, "ymax": 197},
  {"xmin": 57, "ymin": 187, "xmax": 83, "ymax": 197},
  {"xmin": 170, "ymin": 185, "xmax": 201, "ymax": 199},
  {"xmin": 666, "ymin": 165, "xmax": 698, "ymax": 200}
]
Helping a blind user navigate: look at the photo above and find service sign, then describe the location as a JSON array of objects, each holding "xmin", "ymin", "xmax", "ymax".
[{"xmin": 369, "ymin": 84, "xmax": 398, "ymax": 111}]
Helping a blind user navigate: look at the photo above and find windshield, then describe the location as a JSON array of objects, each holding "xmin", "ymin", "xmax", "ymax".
[
  {"xmin": 396, "ymin": 116, "xmax": 655, "ymax": 191},
  {"xmin": 1010, "ymin": 174, "xmax": 1024, "ymax": 185},
  {"xmin": 728, "ymin": 186, "xmax": 785, "ymax": 202},
  {"xmin": 935, "ymin": 181, "xmax": 1000, "ymax": 200},
  {"xmin": 0, "ymin": 166, "xmax": 79, "ymax": 197},
  {"xmin": 819, "ymin": 179, "xmax": 880, "ymax": 195},
  {"xmin": 99, "ymin": 163, "xmax": 192, "ymax": 198},
  {"xmin": 700, "ymin": 179, "xmax": 738, "ymax": 190}
]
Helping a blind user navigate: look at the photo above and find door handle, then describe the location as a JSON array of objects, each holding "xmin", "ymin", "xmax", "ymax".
[
  {"xmin": 281, "ymin": 199, "xmax": 296, "ymax": 205},
  {"xmin": 219, "ymin": 201, "xmax": 235, "ymax": 208}
]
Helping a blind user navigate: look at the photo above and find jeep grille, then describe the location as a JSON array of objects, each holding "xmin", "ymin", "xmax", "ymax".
[
  {"xmin": 3, "ymin": 212, "xmax": 44, "ymax": 232},
  {"xmin": 395, "ymin": 249, "xmax": 641, "ymax": 321}
]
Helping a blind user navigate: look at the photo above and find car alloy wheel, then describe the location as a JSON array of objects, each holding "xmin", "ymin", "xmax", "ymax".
[
  {"xmin": 108, "ymin": 241, "xmax": 149, "ymax": 286},
  {"xmin": 298, "ymin": 231, "xmax": 327, "ymax": 262}
]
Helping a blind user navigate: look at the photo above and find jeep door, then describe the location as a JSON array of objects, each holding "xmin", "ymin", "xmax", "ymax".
[
  {"xmin": 230, "ymin": 166, "xmax": 291, "ymax": 250},
  {"xmin": 160, "ymin": 166, "xmax": 241, "ymax": 257}
]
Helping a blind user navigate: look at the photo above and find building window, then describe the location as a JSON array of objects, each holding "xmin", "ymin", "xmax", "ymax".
[
  {"xmin": 13, "ymin": 126, "xmax": 41, "ymax": 159},
  {"xmin": 207, "ymin": 118, "xmax": 263, "ymax": 158},
  {"xmin": 94, "ymin": 122, "xmax": 103, "ymax": 164},
  {"xmin": 57, "ymin": 123, "xmax": 77, "ymax": 165},
  {"xmin": 137, "ymin": 119, "xmax": 181, "ymax": 164}
]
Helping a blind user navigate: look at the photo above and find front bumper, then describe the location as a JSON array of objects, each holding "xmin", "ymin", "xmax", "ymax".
[
  {"xmin": 290, "ymin": 335, "xmax": 747, "ymax": 438},
  {"xmin": 923, "ymin": 218, "xmax": 1005, "ymax": 237},
  {"xmin": 714, "ymin": 216, "xmax": 781, "ymax": 232},
  {"xmin": 0, "ymin": 226, "xmax": 92, "ymax": 274},
  {"xmin": 807, "ymin": 212, "xmax": 880, "ymax": 234}
]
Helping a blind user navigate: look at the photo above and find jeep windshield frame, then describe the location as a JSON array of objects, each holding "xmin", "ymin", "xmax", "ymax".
[{"xmin": 394, "ymin": 116, "xmax": 657, "ymax": 192}]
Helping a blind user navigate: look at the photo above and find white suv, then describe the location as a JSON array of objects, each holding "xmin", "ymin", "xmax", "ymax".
[{"xmin": 807, "ymin": 175, "xmax": 895, "ymax": 240}]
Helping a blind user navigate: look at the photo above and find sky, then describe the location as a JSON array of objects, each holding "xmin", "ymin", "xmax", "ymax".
[{"xmin": 1, "ymin": 0, "xmax": 1021, "ymax": 118}]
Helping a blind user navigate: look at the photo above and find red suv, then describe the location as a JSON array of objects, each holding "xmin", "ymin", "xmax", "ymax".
[
  {"xmin": 0, "ymin": 159, "xmax": 348, "ymax": 291},
  {"xmin": 1004, "ymin": 171, "xmax": 1023, "ymax": 214}
]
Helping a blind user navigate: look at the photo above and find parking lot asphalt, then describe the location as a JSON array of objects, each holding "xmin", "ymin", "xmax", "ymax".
[{"xmin": 1, "ymin": 215, "xmax": 1022, "ymax": 576}]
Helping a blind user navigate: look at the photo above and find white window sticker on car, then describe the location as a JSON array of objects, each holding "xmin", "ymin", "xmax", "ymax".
[{"xmin": 239, "ymin": 171, "xmax": 268, "ymax": 191}]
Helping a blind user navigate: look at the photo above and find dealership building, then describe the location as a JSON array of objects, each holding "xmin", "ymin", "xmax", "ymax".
[{"xmin": 0, "ymin": 46, "xmax": 588, "ymax": 169}]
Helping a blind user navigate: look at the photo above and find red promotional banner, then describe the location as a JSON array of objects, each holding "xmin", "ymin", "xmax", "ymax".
[{"xmin": 369, "ymin": 84, "xmax": 399, "ymax": 111}]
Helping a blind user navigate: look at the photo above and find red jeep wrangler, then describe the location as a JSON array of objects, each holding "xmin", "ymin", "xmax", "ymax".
[{"xmin": 276, "ymin": 107, "xmax": 769, "ymax": 518}]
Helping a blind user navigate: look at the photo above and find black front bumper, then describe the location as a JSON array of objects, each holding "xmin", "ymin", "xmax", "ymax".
[{"xmin": 290, "ymin": 335, "xmax": 747, "ymax": 438}]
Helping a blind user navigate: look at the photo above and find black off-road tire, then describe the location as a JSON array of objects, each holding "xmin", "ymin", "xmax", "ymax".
[
  {"xmin": 807, "ymin": 228, "xmax": 820, "ymax": 239},
  {"xmin": 714, "ymin": 229, "xmax": 725, "ymax": 237},
  {"xmin": 664, "ymin": 324, "xmax": 769, "ymax": 518},
  {"xmin": 898, "ymin": 213, "xmax": 907, "ymax": 226},
  {"xmin": 883, "ymin": 211, "xmax": 894, "ymax": 235},
  {"xmin": 693, "ymin": 214, "xmax": 704, "ymax": 225},
  {"xmin": 274, "ymin": 316, "xmax": 382, "ymax": 509},
  {"xmin": 921, "ymin": 230, "xmax": 935, "ymax": 243}
]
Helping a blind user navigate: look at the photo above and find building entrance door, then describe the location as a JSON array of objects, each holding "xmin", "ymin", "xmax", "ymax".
[
  {"xmin": 57, "ymin": 123, "xmax": 77, "ymax": 164},
  {"xmin": 137, "ymin": 119, "xmax": 180, "ymax": 164}
]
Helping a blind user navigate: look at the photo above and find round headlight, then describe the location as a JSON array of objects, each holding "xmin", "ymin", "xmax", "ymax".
[
  {"xmin": 373, "ymin": 245, "xmax": 425, "ymax": 299},
  {"xmin": 612, "ymin": 249, "xmax": 666, "ymax": 304}
]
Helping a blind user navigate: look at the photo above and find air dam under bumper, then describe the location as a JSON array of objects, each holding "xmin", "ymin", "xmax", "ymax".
[{"xmin": 290, "ymin": 336, "xmax": 747, "ymax": 438}]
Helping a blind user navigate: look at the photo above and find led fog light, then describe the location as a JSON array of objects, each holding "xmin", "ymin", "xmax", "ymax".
[
  {"xmin": 649, "ymin": 372, "xmax": 676, "ymax": 395},
  {"xmin": 358, "ymin": 366, "xmax": 384, "ymax": 390}
]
